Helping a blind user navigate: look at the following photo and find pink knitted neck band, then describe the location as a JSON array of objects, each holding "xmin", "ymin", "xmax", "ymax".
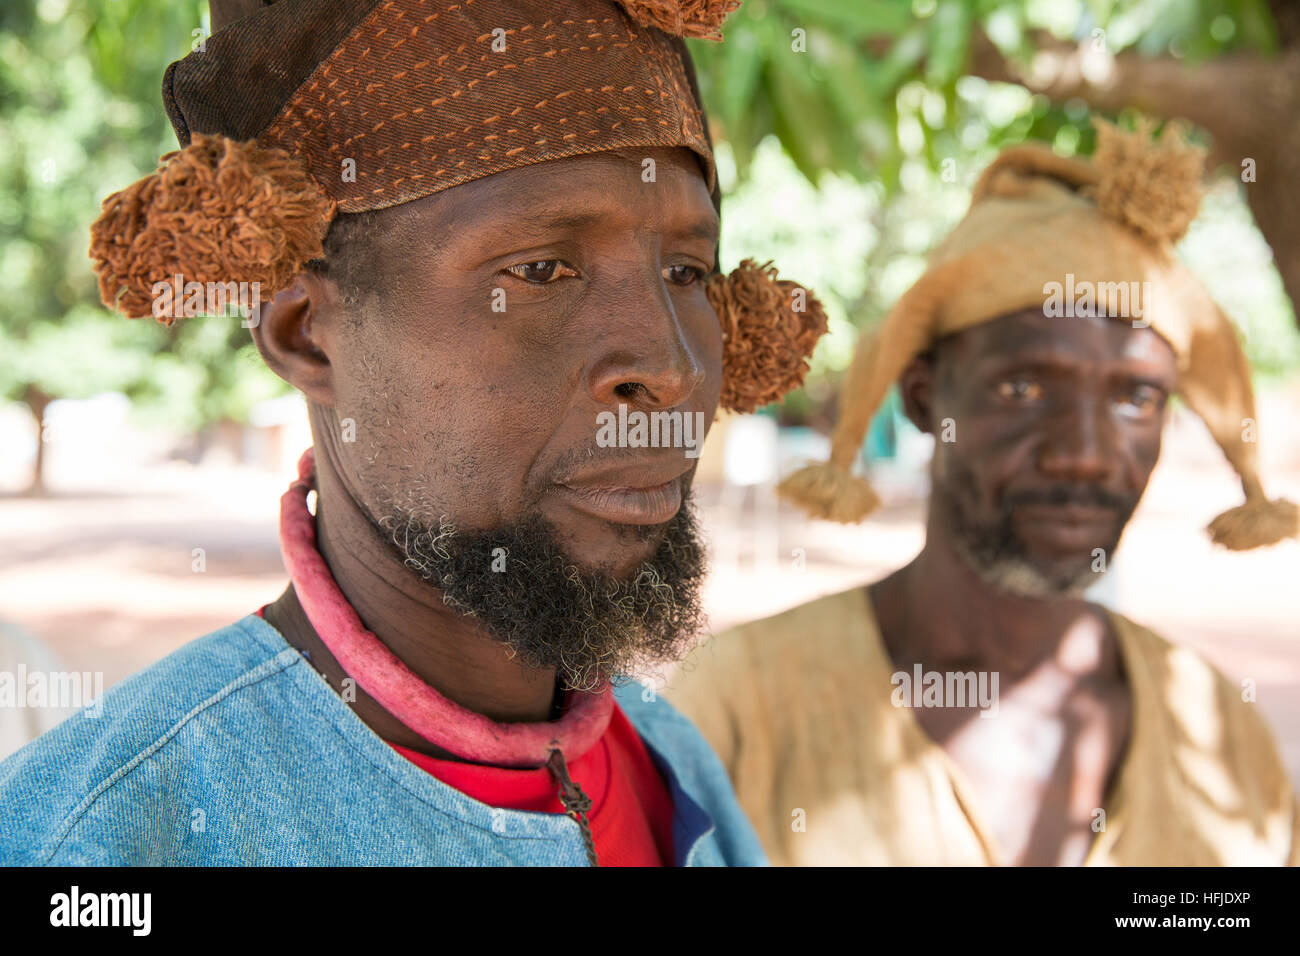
[{"xmin": 277, "ymin": 448, "xmax": 613, "ymax": 768}]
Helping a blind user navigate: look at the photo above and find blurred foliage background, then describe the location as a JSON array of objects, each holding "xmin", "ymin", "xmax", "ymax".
[
  {"xmin": 2, "ymin": 0, "xmax": 1299, "ymax": 488},
  {"xmin": 687, "ymin": 0, "xmax": 1300, "ymax": 425}
]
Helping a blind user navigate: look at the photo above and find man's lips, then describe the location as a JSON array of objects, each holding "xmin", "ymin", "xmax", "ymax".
[
  {"xmin": 1013, "ymin": 503, "xmax": 1119, "ymax": 526},
  {"xmin": 553, "ymin": 480, "xmax": 683, "ymax": 525},
  {"xmin": 1013, "ymin": 502, "xmax": 1121, "ymax": 553},
  {"xmin": 552, "ymin": 460, "xmax": 692, "ymax": 525}
]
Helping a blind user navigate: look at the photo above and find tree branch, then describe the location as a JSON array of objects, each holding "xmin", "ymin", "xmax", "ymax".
[{"xmin": 968, "ymin": 28, "xmax": 1300, "ymax": 329}]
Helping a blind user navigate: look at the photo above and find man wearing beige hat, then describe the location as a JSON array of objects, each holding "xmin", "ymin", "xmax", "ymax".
[{"xmin": 667, "ymin": 121, "xmax": 1299, "ymax": 867}]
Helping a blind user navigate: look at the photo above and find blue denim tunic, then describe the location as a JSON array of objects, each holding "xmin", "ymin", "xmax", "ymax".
[{"xmin": 0, "ymin": 615, "xmax": 766, "ymax": 866}]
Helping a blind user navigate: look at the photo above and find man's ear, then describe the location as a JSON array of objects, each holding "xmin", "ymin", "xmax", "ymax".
[
  {"xmin": 250, "ymin": 272, "xmax": 338, "ymax": 407},
  {"xmin": 898, "ymin": 351, "xmax": 938, "ymax": 435}
]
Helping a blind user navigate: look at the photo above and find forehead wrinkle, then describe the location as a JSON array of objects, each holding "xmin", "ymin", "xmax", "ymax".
[
  {"xmin": 955, "ymin": 308, "xmax": 1139, "ymax": 357},
  {"xmin": 451, "ymin": 152, "xmax": 710, "ymax": 232},
  {"xmin": 355, "ymin": 151, "xmax": 717, "ymax": 286}
]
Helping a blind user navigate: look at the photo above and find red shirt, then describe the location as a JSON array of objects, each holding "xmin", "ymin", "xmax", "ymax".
[
  {"xmin": 256, "ymin": 605, "xmax": 674, "ymax": 865},
  {"xmin": 393, "ymin": 702, "xmax": 674, "ymax": 866}
]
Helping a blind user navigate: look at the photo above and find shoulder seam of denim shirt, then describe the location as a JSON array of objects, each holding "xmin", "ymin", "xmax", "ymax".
[
  {"xmin": 14, "ymin": 614, "xmax": 762, "ymax": 865},
  {"xmin": 42, "ymin": 643, "xmax": 305, "ymax": 863},
  {"xmin": 40, "ymin": 617, "xmax": 578, "ymax": 863}
]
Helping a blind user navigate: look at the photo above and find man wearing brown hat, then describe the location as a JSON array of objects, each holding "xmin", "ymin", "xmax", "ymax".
[
  {"xmin": 667, "ymin": 121, "xmax": 1299, "ymax": 866},
  {"xmin": 0, "ymin": 0, "xmax": 828, "ymax": 866}
]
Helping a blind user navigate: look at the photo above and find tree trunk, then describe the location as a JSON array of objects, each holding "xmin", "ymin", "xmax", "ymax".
[{"xmin": 21, "ymin": 384, "xmax": 53, "ymax": 496}]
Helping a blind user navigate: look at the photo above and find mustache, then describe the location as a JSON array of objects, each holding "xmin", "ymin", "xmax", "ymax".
[
  {"xmin": 546, "ymin": 446, "xmax": 662, "ymax": 484},
  {"xmin": 1000, "ymin": 483, "xmax": 1135, "ymax": 513}
]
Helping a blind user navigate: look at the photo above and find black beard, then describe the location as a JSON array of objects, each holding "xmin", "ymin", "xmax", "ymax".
[
  {"xmin": 375, "ymin": 500, "xmax": 708, "ymax": 692},
  {"xmin": 939, "ymin": 471, "xmax": 1138, "ymax": 599}
]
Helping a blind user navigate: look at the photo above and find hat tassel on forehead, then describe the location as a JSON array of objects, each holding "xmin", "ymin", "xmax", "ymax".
[
  {"xmin": 86, "ymin": 0, "xmax": 823, "ymax": 416},
  {"xmin": 779, "ymin": 118, "xmax": 1298, "ymax": 551}
]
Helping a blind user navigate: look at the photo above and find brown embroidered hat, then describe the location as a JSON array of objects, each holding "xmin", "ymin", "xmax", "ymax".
[{"xmin": 88, "ymin": 0, "xmax": 828, "ymax": 414}]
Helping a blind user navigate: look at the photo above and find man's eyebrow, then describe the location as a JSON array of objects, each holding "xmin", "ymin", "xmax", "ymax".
[
  {"xmin": 676, "ymin": 216, "xmax": 720, "ymax": 243},
  {"xmin": 498, "ymin": 208, "xmax": 718, "ymax": 242},
  {"xmin": 977, "ymin": 347, "xmax": 1176, "ymax": 382},
  {"xmin": 976, "ymin": 346, "xmax": 1080, "ymax": 370}
]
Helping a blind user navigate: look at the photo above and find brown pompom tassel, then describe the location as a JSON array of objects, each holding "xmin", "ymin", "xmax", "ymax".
[
  {"xmin": 707, "ymin": 259, "xmax": 828, "ymax": 415},
  {"xmin": 89, "ymin": 134, "xmax": 336, "ymax": 321},
  {"xmin": 1207, "ymin": 497, "xmax": 1300, "ymax": 551},
  {"xmin": 614, "ymin": 0, "xmax": 741, "ymax": 40}
]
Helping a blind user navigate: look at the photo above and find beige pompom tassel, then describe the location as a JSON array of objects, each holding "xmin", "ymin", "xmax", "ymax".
[
  {"xmin": 1207, "ymin": 487, "xmax": 1300, "ymax": 551},
  {"xmin": 1174, "ymin": 288, "xmax": 1300, "ymax": 552},
  {"xmin": 1090, "ymin": 116, "xmax": 1205, "ymax": 246},
  {"xmin": 776, "ymin": 461, "xmax": 880, "ymax": 523},
  {"xmin": 776, "ymin": 292, "xmax": 936, "ymax": 523}
]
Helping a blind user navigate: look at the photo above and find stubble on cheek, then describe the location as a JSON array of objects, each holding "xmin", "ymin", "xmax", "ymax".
[
  {"xmin": 932, "ymin": 440, "xmax": 988, "ymax": 521},
  {"xmin": 334, "ymin": 347, "xmax": 470, "ymax": 524}
]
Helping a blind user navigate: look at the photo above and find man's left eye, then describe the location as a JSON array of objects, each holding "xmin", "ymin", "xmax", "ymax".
[
  {"xmin": 664, "ymin": 264, "xmax": 704, "ymax": 286},
  {"xmin": 505, "ymin": 260, "xmax": 578, "ymax": 284},
  {"xmin": 1118, "ymin": 386, "xmax": 1166, "ymax": 416}
]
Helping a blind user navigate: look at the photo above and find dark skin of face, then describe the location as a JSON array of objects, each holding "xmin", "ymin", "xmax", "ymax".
[
  {"xmin": 869, "ymin": 307, "xmax": 1179, "ymax": 865},
  {"xmin": 251, "ymin": 147, "xmax": 721, "ymax": 756}
]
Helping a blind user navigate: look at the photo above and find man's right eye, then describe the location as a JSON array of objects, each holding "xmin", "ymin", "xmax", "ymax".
[
  {"xmin": 505, "ymin": 260, "xmax": 579, "ymax": 284},
  {"xmin": 996, "ymin": 378, "xmax": 1045, "ymax": 402}
]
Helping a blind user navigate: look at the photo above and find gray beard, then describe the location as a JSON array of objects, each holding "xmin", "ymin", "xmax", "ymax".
[
  {"xmin": 374, "ymin": 501, "xmax": 708, "ymax": 692},
  {"xmin": 949, "ymin": 529, "xmax": 1101, "ymax": 599},
  {"xmin": 937, "ymin": 473, "xmax": 1132, "ymax": 600}
]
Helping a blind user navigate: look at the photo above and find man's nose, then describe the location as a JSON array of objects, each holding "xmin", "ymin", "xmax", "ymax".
[
  {"xmin": 585, "ymin": 270, "xmax": 706, "ymax": 410},
  {"xmin": 1037, "ymin": 397, "xmax": 1115, "ymax": 482}
]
